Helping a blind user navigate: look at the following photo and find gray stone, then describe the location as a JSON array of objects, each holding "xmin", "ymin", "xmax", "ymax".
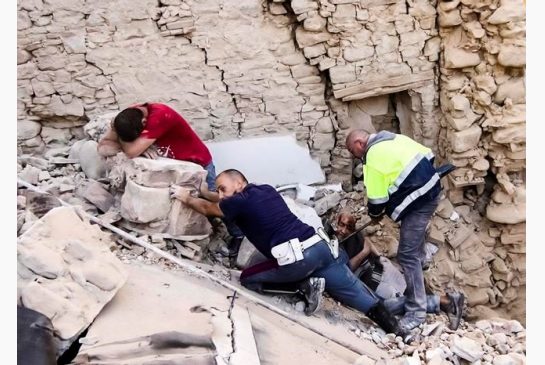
[
  {"xmin": 451, "ymin": 336, "xmax": 484, "ymax": 362},
  {"xmin": 78, "ymin": 140, "xmax": 107, "ymax": 180},
  {"xmin": 41, "ymin": 126, "xmax": 72, "ymax": 145},
  {"xmin": 295, "ymin": 27, "xmax": 330, "ymax": 48},
  {"xmin": 18, "ymin": 165, "xmax": 42, "ymax": 185},
  {"xmin": 77, "ymin": 180, "xmax": 115, "ymax": 212},
  {"xmin": 343, "ymin": 46, "xmax": 374, "ymax": 61},
  {"xmin": 48, "ymin": 95, "xmax": 85, "ymax": 117},
  {"xmin": 488, "ymin": 3, "xmax": 525, "ymax": 24},
  {"xmin": 304, "ymin": 14, "xmax": 327, "ymax": 32},
  {"xmin": 313, "ymin": 191, "xmax": 341, "ymax": 215},
  {"xmin": 18, "ymin": 120, "xmax": 42, "ymax": 140},
  {"xmin": 61, "ymin": 31, "xmax": 86, "ymax": 54}
]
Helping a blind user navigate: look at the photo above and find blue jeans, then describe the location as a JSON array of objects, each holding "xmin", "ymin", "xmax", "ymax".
[
  {"xmin": 204, "ymin": 162, "xmax": 217, "ymax": 191},
  {"xmin": 383, "ymin": 294, "xmax": 440, "ymax": 315},
  {"xmin": 241, "ymin": 240, "xmax": 380, "ymax": 313},
  {"xmin": 397, "ymin": 196, "xmax": 440, "ymax": 318},
  {"xmin": 204, "ymin": 161, "xmax": 244, "ymax": 238}
]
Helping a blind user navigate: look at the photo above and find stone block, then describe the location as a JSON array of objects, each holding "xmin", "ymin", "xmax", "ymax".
[
  {"xmin": 451, "ymin": 336, "xmax": 484, "ymax": 362},
  {"xmin": 291, "ymin": 0, "xmax": 318, "ymax": 14},
  {"xmin": 492, "ymin": 125, "xmax": 525, "ymax": 144},
  {"xmin": 18, "ymin": 120, "xmax": 42, "ymax": 140},
  {"xmin": 448, "ymin": 125, "xmax": 482, "ymax": 153},
  {"xmin": 61, "ymin": 31, "xmax": 86, "ymax": 54},
  {"xmin": 498, "ymin": 45, "xmax": 525, "ymax": 68},
  {"xmin": 117, "ymin": 158, "xmax": 212, "ymax": 238},
  {"xmin": 329, "ymin": 64, "xmax": 356, "ymax": 84},
  {"xmin": 77, "ymin": 180, "xmax": 114, "ymax": 213},
  {"xmin": 78, "ymin": 140, "xmax": 107, "ymax": 180},
  {"xmin": 444, "ymin": 48, "xmax": 481, "ymax": 69},
  {"xmin": 343, "ymin": 46, "xmax": 374, "ymax": 61},
  {"xmin": 295, "ymin": 27, "xmax": 331, "ymax": 48},
  {"xmin": 304, "ymin": 14, "xmax": 327, "ymax": 31},
  {"xmin": 488, "ymin": 2, "xmax": 525, "ymax": 24},
  {"xmin": 17, "ymin": 207, "xmax": 127, "ymax": 356},
  {"xmin": 494, "ymin": 78, "xmax": 525, "ymax": 104},
  {"xmin": 121, "ymin": 179, "xmax": 171, "ymax": 224},
  {"xmin": 41, "ymin": 126, "xmax": 72, "ymax": 145},
  {"xmin": 445, "ymin": 224, "xmax": 472, "ymax": 249}
]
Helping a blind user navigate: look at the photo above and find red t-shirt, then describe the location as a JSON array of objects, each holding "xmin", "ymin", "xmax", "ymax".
[{"xmin": 140, "ymin": 103, "xmax": 212, "ymax": 167}]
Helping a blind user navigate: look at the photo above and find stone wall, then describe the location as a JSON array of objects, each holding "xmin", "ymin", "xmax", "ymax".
[
  {"xmin": 17, "ymin": 0, "xmax": 445, "ymax": 182},
  {"xmin": 435, "ymin": 0, "xmax": 525, "ymax": 321}
]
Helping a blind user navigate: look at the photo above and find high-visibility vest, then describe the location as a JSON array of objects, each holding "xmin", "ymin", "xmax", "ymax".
[{"xmin": 364, "ymin": 134, "xmax": 440, "ymax": 221}]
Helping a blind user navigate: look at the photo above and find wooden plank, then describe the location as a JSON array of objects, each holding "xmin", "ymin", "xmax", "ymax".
[
  {"xmin": 341, "ymin": 79, "xmax": 433, "ymax": 101},
  {"xmin": 334, "ymin": 70, "xmax": 435, "ymax": 99}
]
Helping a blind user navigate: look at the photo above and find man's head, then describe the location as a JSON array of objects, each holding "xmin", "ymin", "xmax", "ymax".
[
  {"xmin": 113, "ymin": 107, "xmax": 146, "ymax": 142},
  {"xmin": 215, "ymin": 169, "xmax": 248, "ymax": 200},
  {"xmin": 336, "ymin": 210, "xmax": 356, "ymax": 240},
  {"xmin": 345, "ymin": 129, "xmax": 370, "ymax": 159}
]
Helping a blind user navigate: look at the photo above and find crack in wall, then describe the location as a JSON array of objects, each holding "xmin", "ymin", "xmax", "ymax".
[{"xmin": 225, "ymin": 291, "xmax": 238, "ymax": 363}]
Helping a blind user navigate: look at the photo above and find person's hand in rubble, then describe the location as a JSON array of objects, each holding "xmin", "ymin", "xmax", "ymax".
[{"xmin": 169, "ymin": 186, "xmax": 195, "ymax": 203}]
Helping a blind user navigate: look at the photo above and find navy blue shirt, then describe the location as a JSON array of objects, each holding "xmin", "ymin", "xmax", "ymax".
[{"xmin": 219, "ymin": 184, "xmax": 315, "ymax": 259}]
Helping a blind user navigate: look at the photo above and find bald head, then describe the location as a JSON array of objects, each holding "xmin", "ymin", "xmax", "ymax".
[
  {"xmin": 216, "ymin": 169, "xmax": 248, "ymax": 200},
  {"xmin": 345, "ymin": 129, "xmax": 370, "ymax": 159}
]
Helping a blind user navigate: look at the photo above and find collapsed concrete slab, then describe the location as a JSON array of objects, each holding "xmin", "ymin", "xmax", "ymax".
[
  {"xmin": 17, "ymin": 206, "xmax": 128, "ymax": 357},
  {"xmin": 206, "ymin": 134, "xmax": 326, "ymax": 186},
  {"xmin": 114, "ymin": 157, "xmax": 212, "ymax": 240}
]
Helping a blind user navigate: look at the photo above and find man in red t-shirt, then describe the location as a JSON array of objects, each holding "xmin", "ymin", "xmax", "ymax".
[
  {"xmin": 98, "ymin": 103, "xmax": 217, "ymax": 189},
  {"xmin": 98, "ymin": 102, "xmax": 244, "ymax": 254}
]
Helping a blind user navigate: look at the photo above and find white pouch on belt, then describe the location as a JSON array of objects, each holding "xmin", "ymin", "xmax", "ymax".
[{"xmin": 271, "ymin": 238, "xmax": 304, "ymax": 266}]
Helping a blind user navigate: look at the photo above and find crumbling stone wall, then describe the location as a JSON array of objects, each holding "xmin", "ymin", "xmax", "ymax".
[
  {"xmin": 17, "ymin": 0, "xmax": 338, "ymax": 169},
  {"xmin": 435, "ymin": 0, "xmax": 525, "ymax": 321}
]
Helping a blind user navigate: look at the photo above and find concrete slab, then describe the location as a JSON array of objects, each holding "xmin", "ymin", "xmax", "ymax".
[
  {"xmin": 206, "ymin": 134, "xmax": 326, "ymax": 186},
  {"xmin": 17, "ymin": 207, "xmax": 128, "ymax": 357}
]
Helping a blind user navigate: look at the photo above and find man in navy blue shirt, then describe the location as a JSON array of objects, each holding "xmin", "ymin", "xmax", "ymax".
[{"xmin": 171, "ymin": 169, "xmax": 408, "ymax": 336}]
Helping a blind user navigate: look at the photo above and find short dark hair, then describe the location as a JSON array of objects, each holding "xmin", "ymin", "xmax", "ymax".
[
  {"xmin": 113, "ymin": 108, "xmax": 145, "ymax": 142},
  {"xmin": 217, "ymin": 169, "xmax": 248, "ymax": 184}
]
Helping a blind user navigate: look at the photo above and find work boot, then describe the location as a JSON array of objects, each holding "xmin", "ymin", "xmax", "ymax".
[
  {"xmin": 298, "ymin": 277, "xmax": 325, "ymax": 316},
  {"xmin": 398, "ymin": 311, "xmax": 427, "ymax": 332},
  {"xmin": 219, "ymin": 236, "xmax": 244, "ymax": 258},
  {"xmin": 441, "ymin": 292, "xmax": 465, "ymax": 330},
  {"xmin": 367, "ymin": 301, "xmax": 410, "ymax": 339}
]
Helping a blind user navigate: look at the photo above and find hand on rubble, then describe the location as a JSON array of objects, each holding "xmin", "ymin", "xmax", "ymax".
[{"xmin": 169, "ymin": 185, "xmax": 194, "ymax": 203}]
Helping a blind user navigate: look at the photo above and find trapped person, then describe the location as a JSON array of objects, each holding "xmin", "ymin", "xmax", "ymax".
[
  {"xmin": 97, "ymin": 102, "xmax": 244, "ymax": 255},
  {"xmin": 328, "ymin": 211, "xmax": 465, "ymax": 330},
  {"xmin": 345, "ymin": 129, "xmax": 455, "ymax": 332},
  {"xmin": 170, "ymin": 169, "xmax": 409, "ymax": 337}
]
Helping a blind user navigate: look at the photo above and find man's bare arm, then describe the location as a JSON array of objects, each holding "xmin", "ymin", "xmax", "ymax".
[
  {"xmin": 119, "ymin": 136, "xmax": 157, "ymax": 159},
  {"xmin": 199, "ymin": 180, "xmax": 220, "ymax": 202},
  {"xmin": 97, "ymin": 127, "xmax": 122, "ymax": 157},
  {"xmin": 170, "ymin": 186, "xmax": 224, "ymax": 218},
  {"xmin": 348, "ymin": 232, "xmax": 372, "ymax": 272}
]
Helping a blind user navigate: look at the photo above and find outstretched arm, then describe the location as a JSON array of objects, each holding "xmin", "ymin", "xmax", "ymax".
[
  {"xmin": 170, "ymin": 186, "xmax": 224, "ymax": 218},
  {"xmin": 199, "ymin": 180, "xmax": 220, "ymax": 202}
]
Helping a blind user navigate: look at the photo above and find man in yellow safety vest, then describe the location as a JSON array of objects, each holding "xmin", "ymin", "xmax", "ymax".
[{"xmin": 345, "ymin": 129, "xmax": 463, "ymax": 332}]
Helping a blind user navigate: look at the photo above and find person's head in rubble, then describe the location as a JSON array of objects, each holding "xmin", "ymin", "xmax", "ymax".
[
  {"xmin": 113, "ymin": 105, "xmax": 148, "ymax": 142},
  {"xmin": 336, "ymin": 210, "xmax": 356, "ymax": 240},
  {"xmin": 215, "ymin": 169, "xmax": 248, "ymax": 200}
]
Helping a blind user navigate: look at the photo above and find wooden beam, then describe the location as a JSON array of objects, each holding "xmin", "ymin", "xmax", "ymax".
[
  {"xmin": 341, "ymin": 79, "xmax": 433, "ymax": 101},
  {"xmin": 333, "ymin": 70, "xmax": 435, "ymax": 100}
]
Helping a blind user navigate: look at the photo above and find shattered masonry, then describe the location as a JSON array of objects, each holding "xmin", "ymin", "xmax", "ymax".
[{"xmin": 17, "ymin": 0, "xmax": 525, "ymax": 325}]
